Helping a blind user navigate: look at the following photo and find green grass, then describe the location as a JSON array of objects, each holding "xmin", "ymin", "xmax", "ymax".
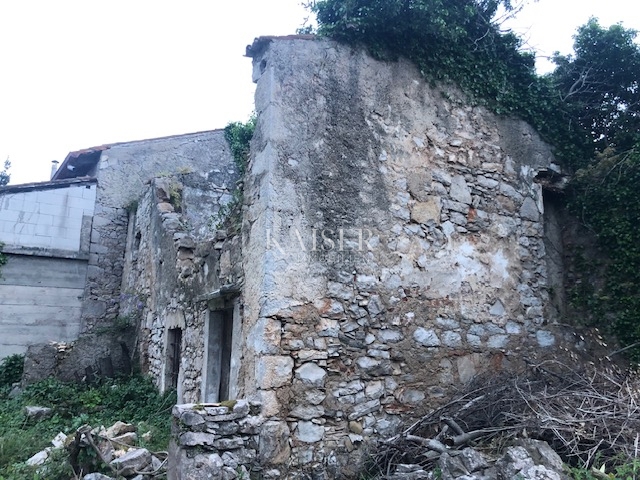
[{"xmin": 0, "ymin": 374, "xmax": 176, "ymax": 480}]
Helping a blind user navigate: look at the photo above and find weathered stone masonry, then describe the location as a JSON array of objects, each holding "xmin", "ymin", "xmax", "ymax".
[
  {"xmin": 6, "ymin": 34, "xmax": 587, "ymax": 479},
  {"xmin": 19, "ymin": 130, "xmax": 241, "ymax": 381},
  {"xmin": 119, "ymin": 152, "xmax": 241, "ymax": 402},
  {"xmin": 54, "ymin": 130, "xmax": 238, "ymax": 334},
  {"xmin": 234, "ymin": 37, "xmax": 567, "ymax": 475}
]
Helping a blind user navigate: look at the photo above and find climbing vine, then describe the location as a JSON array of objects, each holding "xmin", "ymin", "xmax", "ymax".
[
  {"xmin": 569, "ymin": 147, "xmax": 640, "ymax": 354},
  {"xmin": 214, "ymin": 116, "xmax": 256, "ymax": 231},
  {"xmin": 307, "ymin": 1, "xmax": 640, "ymax": 356},
  {"xmin": 224, "ymin": 115, "xmax": 256, "ymax": 175}
]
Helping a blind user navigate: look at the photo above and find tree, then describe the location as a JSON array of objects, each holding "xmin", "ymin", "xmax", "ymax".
[
  {"xmin": 0, "ymin": 158, "xmax": 10, "ymax": 187},
  {"xmin": 551, "ymin": 19, "xmax": 640, "ymax": 159},
  {"xmin": 310, "ymin": 0, "xmax": 540, "ymax": 115},
  {"xmin": 549, "ymin": 20, "xmax": 640, "ymax": 356}
]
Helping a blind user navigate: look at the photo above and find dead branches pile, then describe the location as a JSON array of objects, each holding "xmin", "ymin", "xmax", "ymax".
[{"xmin": 370, "ymin": 360, "xmax": 640, "ymax": 475}]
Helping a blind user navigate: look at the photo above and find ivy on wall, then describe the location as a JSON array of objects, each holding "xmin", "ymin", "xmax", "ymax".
[
  {"xmin": 213, "ymin": 116, "xmax": 256, "ymax": 231},
  {"xmin": 569, "ymin": 147, "xmax": 640, "ymax": 354},
  {"xmin": 306, "ymin": 1, "xmax": 640, "ymax": 357}
]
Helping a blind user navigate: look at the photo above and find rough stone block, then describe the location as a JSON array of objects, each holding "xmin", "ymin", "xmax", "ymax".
[
  {"xmin": 178, "ymin": 432, "xmax": 216, "ymax": 447},
  {"xmin": 295, "ymin": 421, "xmax": 325, "ymax": 443},
  {"xmin": 259, "ymin": 421, "xmax": 291, "ymax": 464},
  {"xmin": 256, "ymin": 355, "xmax": 294, "ymax": 389},
  {"xmin": 295, "ymin": 362, "xmax": 327, "ymax": 387},
  {"xmin": 109, "ymin": 448, "xmax": 151, "ymax": 476},
  {"xmin": 413, "ymin": 328, "xmax": 440, "ymax": 347}
]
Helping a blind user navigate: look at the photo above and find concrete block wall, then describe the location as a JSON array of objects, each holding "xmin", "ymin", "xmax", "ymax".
[{"xmin": 0, "ymin": 182, "xmax": 96, "ymax": 253}]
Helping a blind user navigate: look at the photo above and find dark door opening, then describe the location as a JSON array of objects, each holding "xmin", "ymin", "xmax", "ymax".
[
  {"xmin": 542, "ymin": 188, "xmax": 566, "ymax": 321},
  {"xmin": 204, "ymin": 309, "xmax": 234, "ymax": 402},
  {"xmin": 166, "ymin": 327, "xmax": 182, "ymax": 390}
]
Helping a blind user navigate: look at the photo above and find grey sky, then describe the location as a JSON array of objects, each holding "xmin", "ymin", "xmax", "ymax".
[{"xmin": 1, "ymin": 0, "xmax": 638, "ymax": 185}]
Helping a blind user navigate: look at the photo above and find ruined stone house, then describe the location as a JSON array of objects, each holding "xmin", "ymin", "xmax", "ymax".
[
  {"xmin": 0, "ymin": 130, "xmax": 239, "ymax": 366},
  {"xmin": 1, "ymin": 36, "xmax": 575, "ymax": 475}
]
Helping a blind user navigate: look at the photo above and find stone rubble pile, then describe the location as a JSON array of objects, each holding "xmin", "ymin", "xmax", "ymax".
[{"xmin": 26, "ymin": 419, "xmax": 166, "ymax": 479}]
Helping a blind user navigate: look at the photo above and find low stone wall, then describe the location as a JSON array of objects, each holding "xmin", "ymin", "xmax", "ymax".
[{"xmin": 168, "ymin": 400, "xmax": 264, "ymax": 480}]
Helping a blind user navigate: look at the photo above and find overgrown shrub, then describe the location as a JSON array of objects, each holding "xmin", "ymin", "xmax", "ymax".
[
  {"xmin": 569, "ymin": 147, "xmax": 640, "ymax": 357},
  {"xmin": 215, "ymin": 116, "xmax": 256, "ymax": 230},
  {"xmin": 224, "ymin": 115, "xmax": 256, "ymax": 175},
  {"xmin": 0, "ymin": 375, "xmax": 175, "ymax": 479},
  {"xmin": 0, "ymin": 355, "xmax": 23, "ymax": 390}
]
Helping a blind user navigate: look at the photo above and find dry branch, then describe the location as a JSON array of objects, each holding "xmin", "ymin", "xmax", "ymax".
[{"xmin": 364, "ymin": 361, "xmax": 640, "ymax": 477}]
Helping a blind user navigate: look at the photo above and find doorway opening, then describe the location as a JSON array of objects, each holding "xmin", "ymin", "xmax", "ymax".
[
  {"xmin": 204, "ymin": 308, "xmax": 234, "ymax": 402},
  {"xmin": 166, "ymin": 327, "xmax": 182, "ymax": 390}
]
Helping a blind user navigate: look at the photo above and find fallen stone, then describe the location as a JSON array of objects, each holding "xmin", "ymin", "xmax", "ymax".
[
  {"xmin": 51, "ymin": 432, "xmax": 67, "ymax": 448},
  {"xmin": 83, "ymin": 473, "xmax": 115, "ymax": 480},
  {"xmin": 109, "ymin": 447, "xmax": 151, "ymax": 476},
  {"xmin": 26, "ymin": 447, "xmax": 51, "ymax": 466},
  {"xmin": 460, "ymin": 447, "xmax": 490, "ymax": 472},
  {"xmin": 24, "ymin": 406, "xmax": 53, "ymax": 421},
  {"xmin": 105, "ymin": 421, "xmax": 136, "ymax": 438}
]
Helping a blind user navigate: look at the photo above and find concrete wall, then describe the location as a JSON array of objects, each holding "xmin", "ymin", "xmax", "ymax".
[
  {"xmin": 0, "ymin": 182, "xmax": 96, "ymax": 253},
  {"xmin": 0, "ymin": 180, "xmax": 95, "ymax": 360},
  {"xmin": 241, "ymin": 37, "xmax": 567, "ymax": 475},
  {"xmin": 0, "ymin": 254, "xmax": 87, "ymax": 360}
]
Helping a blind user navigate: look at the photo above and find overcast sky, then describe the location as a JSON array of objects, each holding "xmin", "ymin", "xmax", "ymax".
[{"xmin": 1, "ymin": 0, "xmax": 638, "ymax": 185}]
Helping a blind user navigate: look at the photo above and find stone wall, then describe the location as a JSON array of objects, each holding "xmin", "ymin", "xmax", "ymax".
[
  {"xmin": 168, "ymin": 401, "xmax": 262, "ymax": 480},
  {"xmin": 121, "ymin": 169, "xmax": 241, "ymax": 402},
  {"xmin": 15, "ymin": 130, "xmax": 238, "ymax": 380},
  {"xmin": 239, "ymin": 37, "xmax": 566, "ymax": 475},
  {"xmin": 82, "ymin": 130, "xmax": 236, "ymax": 332}
]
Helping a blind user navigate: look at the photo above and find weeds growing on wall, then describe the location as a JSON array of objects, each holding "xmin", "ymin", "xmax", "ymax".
[
  {"xmin": 0, "ymin": 374, "xmax": 175, "ymax": 480},
  {"xmin": 307, "ymin": 1, "xmax": 640, "ymax": 359},
  {"xmin": 214, "ymin": 116, "xmax": 256, "ymax": 231},
  {"xmin": 224, "ymin": 115, "xmax": 256, "ymax": 175}
]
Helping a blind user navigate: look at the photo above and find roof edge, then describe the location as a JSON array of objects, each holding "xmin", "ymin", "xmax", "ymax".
[{"xmin": 0, "ymin": 176, "xmax": 97, "ymax": 194}]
